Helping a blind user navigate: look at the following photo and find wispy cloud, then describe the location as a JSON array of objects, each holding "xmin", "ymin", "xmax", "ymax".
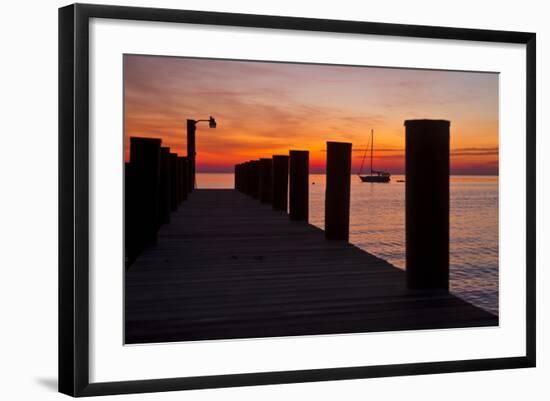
[{"xmin": 124, "ymin": 55, "xmax": 498, "ymax": 174}]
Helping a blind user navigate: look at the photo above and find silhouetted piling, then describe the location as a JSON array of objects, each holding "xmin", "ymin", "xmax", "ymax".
[
  {"xmin": 169, "ymin": 153, "xmax": 178, "ymax": 211},
  {"xmin": 258, "ymin": 158, "xmax": 273, "ymax": 203},
  {"xmin": 129, "ymin": 137, "xmax": 161, "ymax": 247},
  {"xmin": 124, "ymin": 162, "xmax": 138, "ymax": 267},
  {"xmin": 242, "ymin": 162, "xmax": 251, "ymax": 195},
  {"xmin": 244, "ymin": 161, "xmax": 252, "ymax": 196},
  {"xmin": 238, "ymin": 163, "xmax": 244, "ymax": 192},
  {"xmin": 159, "ymin": 147, "xmax": 171, "ymax": 226},
  {"xmin": 240, "ymin": 162, "xmax": 247, "ymax": 194},
  {"xmin": 238, "ymin": 162, "xmax": 244, "ymax": 194},
  {"xmin": 235, "ymin": 164, "xmax": 241, "ymax": 191},
  {"xmin": 325, "ymin": 142, "xmax": 352, "ymax": 240},
  {"xmin": 289, "ymin": 150, "xmax": 309, "ymax": 221},
  {"xmin": 177, "ymin": 157, "xmax": 183, "ymax": 202},
  {"xmin": 176, "ymin": 154, "xmax": 183, "ymax": 204},
  {"xmin": 405, "ymin": 119, "xmax": 450, "ymax": 290},
  {"xmin": 181, "ymin": 157, "xmax": 189, "ymax": 201},
  {"xmin": 187, "ymin": 119, "xmax": 196, "ymax": 192},
  {"xmin": 177, "ymin": 156, "xmax": 187, "ymax": 202},
  {"xmin": 272, "ymin": 155, "xmax": 289, "ymax": 212},
  {"xmin": 250, "ymin": 161, "xmax": 260, "ymax": 198}
]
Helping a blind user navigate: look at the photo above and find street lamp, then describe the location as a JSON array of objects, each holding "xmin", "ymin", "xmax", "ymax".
[
  {"xmin": 208, "ymin": 116, "xmax": 217, "ymax": 129},
  {"xmin": 193, "ymin": 116, "xmax": 217, "ymax": 129},
  {"xmin": 187, "ymin": 116, "xmax": 217, "ymax": 191}
]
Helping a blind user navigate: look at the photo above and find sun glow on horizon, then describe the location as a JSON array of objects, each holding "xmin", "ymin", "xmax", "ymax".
[{"xmin": 124, "ymin": 55, "xmax": 499, "ymax": 175}]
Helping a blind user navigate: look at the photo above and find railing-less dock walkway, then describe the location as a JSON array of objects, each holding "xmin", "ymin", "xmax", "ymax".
[{"xmin": 125, "ymin": 189, "xmax": 497, "ymax": 344}]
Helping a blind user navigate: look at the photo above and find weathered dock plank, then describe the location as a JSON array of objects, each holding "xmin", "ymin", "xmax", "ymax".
[{"xmin": 125, "ymin": 189, "xmax": 497, "ymax": 344}]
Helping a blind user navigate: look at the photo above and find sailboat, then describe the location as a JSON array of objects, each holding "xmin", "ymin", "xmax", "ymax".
[{"xmin": 358, "ymin": 129, "xmax": 391, "ymax": 183}]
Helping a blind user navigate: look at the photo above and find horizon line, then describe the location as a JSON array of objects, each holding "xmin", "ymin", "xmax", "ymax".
[{"xmin": 195, "ymin": 171, "xmax": 499, "ymax": 176}]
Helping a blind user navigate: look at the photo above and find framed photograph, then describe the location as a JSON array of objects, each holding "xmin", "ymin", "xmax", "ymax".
[{"xmin": 59, "ymin": 3, "xmax": 536, "ymax": 397}]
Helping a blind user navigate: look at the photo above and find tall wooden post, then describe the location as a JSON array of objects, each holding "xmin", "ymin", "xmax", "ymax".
[
  {"xmin": 177, "ymin": 156, "xmax": 188, "ymax": 202},
  {"xmin": 242, "ymin": 162, "xmax": 250, "ymax": 195},
  {"xmin": 239, "ymin": 163, "xmax": 244, "ymax": 192},
  {"xmin": 187, "ymin": 119, "xmax": 196, "ymax": 192},
  {"xmin": 405, "ymin": 119, "xmax": 450, "ymax": 290},
  {"xmin": 325, "ymin": 142, "xmax": 352, "ymax": 240},
  {"xmin": 289, "ymin": 150, "xmax": 309, "ymax": 221},
  {"xmin": 236, "ymin": 162, "xmax": 246, "ymax": 193},
  {"xmin": 159, "ymin": 147, "xmax": 171, "ymax": 226},
  {"xmin": 176, "ymin": 154, "xmax": 182, "ymax": 204},
  {"xmin": 272, "ymin": 155, "xmax": 289, "ymax": 212},
  {"xmin": 250, "ymin": 160, "xmax": 260, "ymax": 199},
  {"xmin": 238, "ymin": 163, "xmax": 243, "ymax": 192},
  {"xmin": 181, "ymin": 156, "xmax": 189, "ymax": 201},
  {"xmin": 129, "ymin": 137, "xmax": 161, "ymax": 247},
  {"xmin": 258, "ymin": 158, "xmax": 273, "ymax": 203},
  {"xmin": 169, "ymin": 153, "xmax": 178, "ymax": 211},
  {"xmin": 124, "ymin": 162, "xmax": 137, "ymax": 268}
]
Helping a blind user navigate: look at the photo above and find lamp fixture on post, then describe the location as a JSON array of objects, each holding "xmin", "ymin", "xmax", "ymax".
[{"xmin": 186, "ymin": 116, "xmax": 217, "ymax": 192}]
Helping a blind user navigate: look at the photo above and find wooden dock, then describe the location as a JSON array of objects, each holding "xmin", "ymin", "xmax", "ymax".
[{"xmin": 125, "ymin": 189, "xmax": 497, "ymax": 344}]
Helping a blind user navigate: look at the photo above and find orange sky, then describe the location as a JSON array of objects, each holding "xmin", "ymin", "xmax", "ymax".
[{"xmin": 124, "ymin": 55, "xmax": 499, "ymax": 175}]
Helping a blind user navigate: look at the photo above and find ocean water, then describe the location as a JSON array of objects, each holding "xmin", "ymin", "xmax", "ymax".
[{"xmin": 197, "ymin": 173, "xmax": 499, "ymax": 315}]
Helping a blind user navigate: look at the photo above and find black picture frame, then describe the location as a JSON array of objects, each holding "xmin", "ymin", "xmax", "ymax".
[{"xmin": 59, "ymin": 3, "xmax": 536, "ymax": 397}]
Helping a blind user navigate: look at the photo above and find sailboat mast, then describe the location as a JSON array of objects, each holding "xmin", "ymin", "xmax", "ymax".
[{"xmin": 370, "ymin": 129, "xmax": 374, "ymax": 174}]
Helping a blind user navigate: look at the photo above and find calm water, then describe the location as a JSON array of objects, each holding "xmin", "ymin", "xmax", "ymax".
[{"xmin": 197, "ymin": 173, "xmax": 499, "ymax": 315}]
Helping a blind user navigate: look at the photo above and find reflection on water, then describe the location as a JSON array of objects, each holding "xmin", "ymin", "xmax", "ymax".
[{"xmin": 197, "ymin": 173, "xmax": 499, "ymax": 315}]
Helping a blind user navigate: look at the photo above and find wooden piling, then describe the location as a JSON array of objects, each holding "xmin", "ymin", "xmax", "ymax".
[
  {"xmin": 129, "ymin": 137, "xmax": 161, "ymax": 247},
  {"xmin": 124, "ymin": 162, "xmax": 138, "ymax": 268},
  {"xmin": 159, "ymin": 147, "xmax": 171, "ymax": 226},
  {"xmin": 181, "ymin": 156, "xmax": 189, "ymax": 201},
  {"xmin": 242, "ymin": 162, "xmax": 250, "ymax": 195},
  {"xmin": 325, "ymin": 142, "xmax": 352, "ymax": 240},
  {"xmin": 289, "ymin": 150, "xmax": 309, "ymax": 221},
  {"xmin": 176, "ymin": 154, "xmax": 182, "ymax": 204},
  {"xmin": 177, "ymin": 156, "xmax": 188, "ymax": 202},
  {"xmin": 239, "ymin": 163, "xmax": 244, "ymax": 192},
  {"xmin": 237, "ymin": 162, "xmax": 245, "ymax": 193},
  {"xmin": 169, "ymin": 153, "xmax": 178, "ymax": 211},
  {"xmin": 272, "ymin": 155, "xmax": 289, "ymax": 212},
  {"xmin": 239, "ymin": 163, "xmax": 243, "ymax": 192},
  {"xmin": 187, "ymin": 119, "xmax": 196, "ymax": 192},
  {"xmin": 250, "ymin": 160, "xmax": 260, "ymax": 199},
  {"xmin": 258, "ymin": 158, "xmax": 273, "ymax": 203},
  {"xmin": 405, "ymin": 119, "xmax": 450, "ymax": 290},
  {"xmin": 243, "ymin": 161, "xmax": 251, "ymax": 196}
]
